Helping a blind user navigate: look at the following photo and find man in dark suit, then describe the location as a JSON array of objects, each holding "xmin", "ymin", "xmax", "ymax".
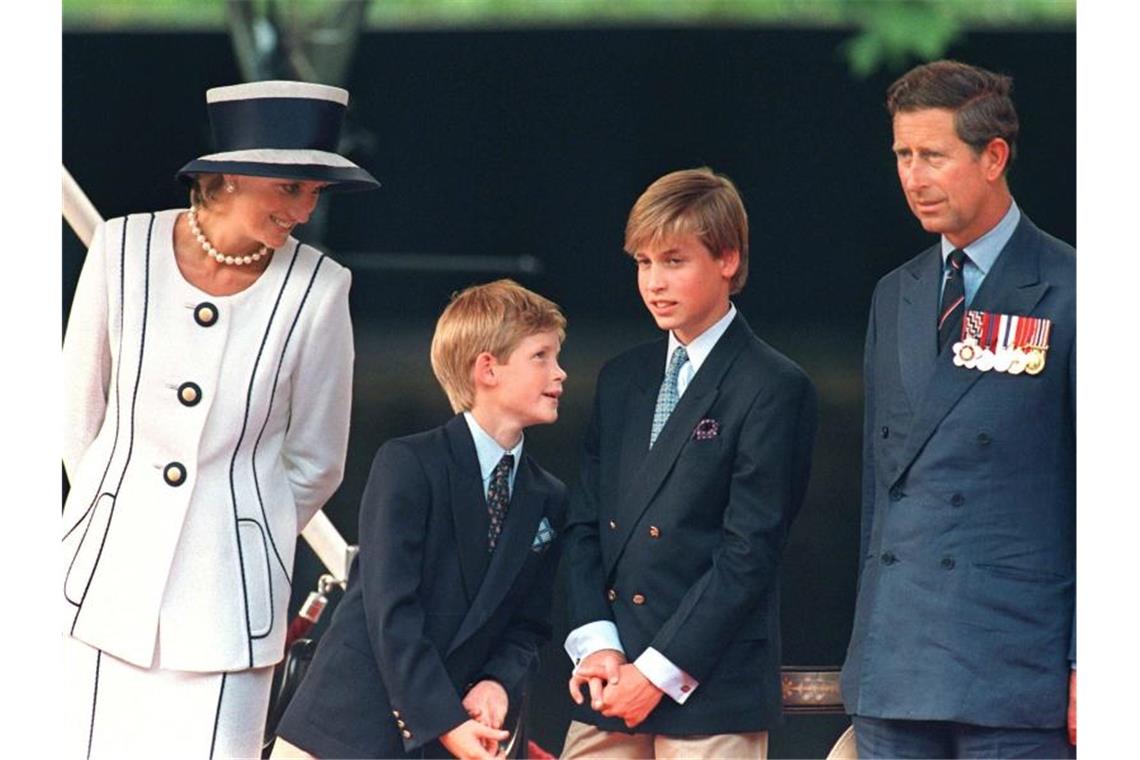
[
  {"xmin": 841, "ymin": 60, "xmax": 1076, "ymax": 758},
  {"xmin": 274, "ymin": 280, "xmax": 569, "ymax": 759},
  {"xmin": 561, "ymin": 168, "xmax": 817, "ymax": 758}
]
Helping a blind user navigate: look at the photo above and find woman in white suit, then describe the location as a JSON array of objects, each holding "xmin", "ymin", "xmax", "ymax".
[{"xmin": 62, "ymin": 80, "xmax": 379, "ymax": 758}]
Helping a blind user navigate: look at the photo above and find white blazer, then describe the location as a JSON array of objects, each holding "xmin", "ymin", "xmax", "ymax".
[{"xmin": 62, "ymin": 209, "xmax": 353, "ymax": 672}]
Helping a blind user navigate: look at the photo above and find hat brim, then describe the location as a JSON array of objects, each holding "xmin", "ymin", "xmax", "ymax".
[{"xmin": 177, "ymin": 159, "xmax": 380, "ymax": 193}]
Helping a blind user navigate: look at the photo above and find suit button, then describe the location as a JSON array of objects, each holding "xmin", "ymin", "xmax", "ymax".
[
  {"xmin": 163, "ymin": 462, "xmax": 186, "ymax": 487},
  {"xmin": 889, "ymin": 487, "xmax": 903, "ymax": 502},
  {"xmin": 608, "ymin": 519, "xmax": 617, "ymax": 530},
  {"xmin": 401, "ymin": 729, "xmax": 412, "ymax": 740},
  {"xmin": 396, "ymin": 719, "xmax": 406, "ymax": 728},
  {"xmin": 977, "ymin": 432, "xmax": 992, "ymax": 446},
  {"xmin": 881, "ymin": 426, "xmax": 890, "ymax": 439},
  {"xmin": 194, "ymin": 302, "xmax": 218, "ymax": 327},
  {"xmin": 392, "ymin": 710, "xmax": 400, "ymax": 718},
  {"xmin": 177, "ymin": 381, "xmax": 202, "ymax": 407},
  {"xmin": 648, "ymin": 526, "xmax": 661, "ymax": 538},
  {"xmin": 881, "ymin": 552, "xmax": 897, "ymax": 565},
  {"xmin": 941, "ymin": 556, "xmax": 956, "ymax": 570},
  {"xmin": 607, "ymin": 588, "xmax": 617, "ymax": 602},
  {"xmin": 631, "ymin": 593, "xmax": 646, "ymax": 605},
  {"xmin": 950, "ymin": 493, "xmax": 965, "ymax": 507}
]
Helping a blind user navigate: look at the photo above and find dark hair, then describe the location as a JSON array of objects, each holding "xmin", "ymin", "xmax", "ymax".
[
  {"xmin": 886, "ymin": 60, "xmax": 1019, "ymax": 169},
  {"xmin": 189, "ymin": 173, "xmax": 226, "ymax": 208}
]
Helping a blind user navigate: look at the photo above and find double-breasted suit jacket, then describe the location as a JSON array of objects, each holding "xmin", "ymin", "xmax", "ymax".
[
  {"xmin": 563, "ymin": 314, "xmax": 817, "ymax": 735},
  {"xmin": 276, "ymin": 415, "xmax": 567, "ymax": 758},
  {"xmin": 841, "ymin": 215, "xmax": 1076, "ymax": 728},
  {"xmin": 62, "ymin": 209, "xmax": 353, "ymax": 672}
]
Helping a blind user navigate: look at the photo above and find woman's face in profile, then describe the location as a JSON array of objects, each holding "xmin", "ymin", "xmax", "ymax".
[{"xmin": 223, "ymin": 175, "xmax": 330, "ymax": 249}]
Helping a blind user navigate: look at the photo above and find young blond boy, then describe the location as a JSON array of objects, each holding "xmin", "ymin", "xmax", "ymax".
[
  {"xmin": 275, "ymin": 279, "xmax": 568, "ymax": 760},
  {"xmin": 561, "ymin": 168, "xmax": 817, "ymax": 758}
]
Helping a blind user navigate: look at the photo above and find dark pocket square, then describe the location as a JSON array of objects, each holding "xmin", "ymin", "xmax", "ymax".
[{"xmin": 693, "ymin": 418, "xmax": 719, "ymax": 440}]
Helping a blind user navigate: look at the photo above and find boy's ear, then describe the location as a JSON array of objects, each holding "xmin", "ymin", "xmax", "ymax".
[
  {"xmin": 472, "ymin": 351, "xmax": 499, "ymax": 388},
  {"xmin": 718, "ymin": 248, "xmax": 741, "ymax": 280}
]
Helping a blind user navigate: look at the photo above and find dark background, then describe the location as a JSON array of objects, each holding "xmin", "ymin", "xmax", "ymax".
[{"xmin": 63, "ymin": 26, "xmax": 1075, "ymax": 757}]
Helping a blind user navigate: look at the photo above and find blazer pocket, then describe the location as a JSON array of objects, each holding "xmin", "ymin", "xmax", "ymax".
[
  {"xmin": 973, "ymin": 562, "xmax": 1070, "ymax": 584},
  {"xmin": 64, "ymin": 493, "xmax": 115, "ymax": 605},
  {"xmin": 238, "ymin": 519, "xmax": 274, "ymax": 637}
]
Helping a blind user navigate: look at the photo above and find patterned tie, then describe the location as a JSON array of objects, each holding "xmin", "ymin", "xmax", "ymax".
[
  {"xmin": 650, "ymin": 346, "xmax": 689, "ymax": 449},
  {"xmin": 487, "ymin": 453, "xmax": 513, "ymax": 551},
  {"xmin": 938, "ymin": 248, "xmax": 968, "ymax": 353}
]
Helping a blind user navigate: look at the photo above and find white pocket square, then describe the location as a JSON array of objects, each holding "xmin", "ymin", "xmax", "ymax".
[{"xmin": 531, "ymin": 516, "xmax": 555, "ymax": 552}]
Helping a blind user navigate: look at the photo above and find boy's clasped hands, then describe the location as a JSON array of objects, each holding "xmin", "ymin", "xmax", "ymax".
[
  {"xmin": 568, "ymin": 649, "xmax": 665, "ymax": 728},
  {"xmin": 441, "ymin": 679, "xmax": 511, "ymax": 760}
]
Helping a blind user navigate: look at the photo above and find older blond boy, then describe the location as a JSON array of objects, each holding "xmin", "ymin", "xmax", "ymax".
[
  {"xmin": 561, "ymin": 169, "xmax": 817, "ymax": 758},
  {"xmin": 275, "ymin": 280, "xmax": 568, "ymax": 760}
]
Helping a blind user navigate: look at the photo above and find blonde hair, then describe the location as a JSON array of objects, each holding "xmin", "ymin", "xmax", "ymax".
[
  {"xmin": 430, "ymin": 279, "xmax": 567, "ymax": 413},
  {"xmin": 624, "ymin": 167, "xmax": 749, "ymax": 294}
]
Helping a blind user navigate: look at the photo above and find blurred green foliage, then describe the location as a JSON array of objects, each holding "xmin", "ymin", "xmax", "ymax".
[{"xmin": 62, "ymin": 0, "xmax": 1075, "ymax": 76}]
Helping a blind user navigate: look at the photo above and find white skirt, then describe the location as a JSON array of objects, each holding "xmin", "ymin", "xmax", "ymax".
[{"xmin": 63, "ymin": 635, "xmax": 274, "ymax": 759}]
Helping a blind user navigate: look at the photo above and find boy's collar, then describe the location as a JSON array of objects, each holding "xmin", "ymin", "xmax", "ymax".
[
  {"xmin": 667, "ymin": 302, "xmax": 737, "ymax": 373},
  {"xmin": 463, "ymin": 411, "xmax": 523, "ymax": 482}
]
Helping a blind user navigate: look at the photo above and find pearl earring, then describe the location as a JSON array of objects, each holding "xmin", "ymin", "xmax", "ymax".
[{"xmin": 225, "ymin": 183, "xmax": 235, "ymax": 193}]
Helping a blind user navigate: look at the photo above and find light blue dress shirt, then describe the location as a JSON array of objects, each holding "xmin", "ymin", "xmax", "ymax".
[
  {"xmin": 463, "ymin": 412, "xmax": 523, "ymax": 496},
  {"xmin": 940, "ymin": 200, "xmax": 1021, "ymax": 308}
]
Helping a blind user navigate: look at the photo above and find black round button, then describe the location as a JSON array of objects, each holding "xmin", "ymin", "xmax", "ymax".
[
  {"xmin": 977, "ymin": 432, "xmax": 992, "ymax": 446},
  {"xmin": 881, "ymin": 551, "xmax": 897, "ymax": 565},
  {"xmin": 163, "ymin": 462, "xmax": 187, "ymax": 487},
  {"xmin": 194, "ymin": 302, "xmax": 218, "ymax": 327},
  {"xmin": 889, "ymin": 487, "xmax": 903, "ymax": 502},
  {"xmin": 950, "ymin": 493, "xmax": 965, "ymax": 507},
  {"xmin": 941, "ymin": 556, "xmax": 956, "ymax": 570},
  {"xmin": 177, "ymin": 381, "xmax": 202, "ymax": 407},
  {"xmin": 881, "ymin": 426, "xmax": 890, "ymax": 439}
]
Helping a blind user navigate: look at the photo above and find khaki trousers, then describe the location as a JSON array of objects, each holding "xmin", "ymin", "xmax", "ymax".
[{"xmin": 561, "ymin": 720, "xmax": 768, "ymax": 759}]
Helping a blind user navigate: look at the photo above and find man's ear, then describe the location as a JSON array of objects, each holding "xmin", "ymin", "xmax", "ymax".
[{"xmin": 982, "ymin": 137, "xmax": 1011, "ymax": 181}]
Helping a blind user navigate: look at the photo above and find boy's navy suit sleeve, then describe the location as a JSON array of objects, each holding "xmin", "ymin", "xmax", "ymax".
[
  {"xmin": 358, "ymin": 441, "xmax": 469, "ymax": 752},
  {"xmin": 650, "ymin": 372, "xmax": 817, "ymax": 682},
  {"xmin": 562, "ymin": 380, "xmax": 616, "ymax": 630}
]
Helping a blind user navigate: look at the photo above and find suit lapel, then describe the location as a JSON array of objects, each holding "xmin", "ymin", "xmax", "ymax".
[
  {"xmin": 893, "ymin": 217, "xmax": 1051, "ymax": 483},
  {"xmin": 444, "ymin": 416, "xmax": 490, "ymax": 604},
  {"xmin": 897, "ymin": 244, "xmax": 941, "ymax": 408},
  {"xmin": 447, "ymin": 456, "xmax": 548, "ymax": 656},
  {"xmin": 617, "ymin": 344, "xmax": 664, "ymax": 503},
  {"xmin": 605, "ymin": 316, "xmax": 748, "ymax": 577}
]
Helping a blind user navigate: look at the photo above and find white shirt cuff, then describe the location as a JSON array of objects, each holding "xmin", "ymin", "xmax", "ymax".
[
  {"xmin": 634, "ymin": 647, "xmax": 699, "ymax": 704},
  {"xmin": 564, "ymin": 620, "xmax": 625, "ymax": 667}
]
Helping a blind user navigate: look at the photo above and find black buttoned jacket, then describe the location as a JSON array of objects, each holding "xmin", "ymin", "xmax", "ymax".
[
  {"xmin": 563, "ymin": 314, "xmax": 817, "ymax": 735},
  {"xmin": 276, "ymin": 415, "xmax": 567, "ymax": 758}
]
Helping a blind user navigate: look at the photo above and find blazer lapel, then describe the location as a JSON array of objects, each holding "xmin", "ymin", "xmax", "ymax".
[
  {"xmin": 447, "ymin": 457, "xmax": 548, "ymax": 656},
  {"xmin": 617, "ymin": 344, "xmax": 664, "ymax": 504},
  {"xmin": 444, "ymin": 416, "xmax": 490, "ymax": 604},
  {"xmin": 897, "ymin": 244, "xmax": 941, "ymax": 408},
  {"xmin": 893, "ymin": 217, "xmax": 1051, "ymax": 484},
  {"xmin": 605, "ymin": 315, "xmax": 748, "ymax": 577}
]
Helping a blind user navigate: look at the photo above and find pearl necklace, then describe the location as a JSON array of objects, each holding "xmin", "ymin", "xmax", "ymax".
[{"xmin": 187, "ymin": 205, "xmax": 269, "ymax": 266}]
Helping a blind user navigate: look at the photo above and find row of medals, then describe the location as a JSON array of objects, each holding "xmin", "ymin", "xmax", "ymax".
[{"xmin": 951, "ymin": 337, "xmax": 1046, "ymax": 375}]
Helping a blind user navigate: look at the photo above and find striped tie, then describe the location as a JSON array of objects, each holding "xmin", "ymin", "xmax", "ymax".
[
  {"xmin": 650, "ymin": 346, "xmax": 689, "ymax": 448},
  {"xmin": 938, "ymin": 248, "xmax": 968, "ymax": 353}
]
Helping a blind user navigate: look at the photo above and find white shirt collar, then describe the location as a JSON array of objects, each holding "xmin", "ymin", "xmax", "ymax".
[{"xmin": 666, "ymin": 302, "xmax": 737, "ymax": 375}]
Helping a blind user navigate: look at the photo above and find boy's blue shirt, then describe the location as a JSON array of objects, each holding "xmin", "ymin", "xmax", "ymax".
[{"xmin": 463, "ymin": 411, "xmax": 523, "ymax": 495}]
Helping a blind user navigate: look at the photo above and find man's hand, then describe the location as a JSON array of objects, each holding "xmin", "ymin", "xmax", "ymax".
[
  {"xmin": 439, "ymin": 719, "xmax": 509, "ymax": 760},
  {"xmin": 1068, "ymin": 669, "xmax": 1076, "ymax": 746},
  {"xmin": 599, "ymin": 663, "xmax": 665, "ymax": 728},
  {"xmin": 568, "ymin": 649, "xmax": 626, "ymax": 711},
  {"xmin": 463, "ymin": 680, "xmax": 510, "ymax": 730}
]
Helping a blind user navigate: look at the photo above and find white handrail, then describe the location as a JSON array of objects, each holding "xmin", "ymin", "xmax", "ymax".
[{"xmin": 62, "ymin": 165, "xmax": 352, "ymax": 582}]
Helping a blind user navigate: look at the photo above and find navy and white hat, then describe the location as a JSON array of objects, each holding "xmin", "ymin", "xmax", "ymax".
[{"xmin": 176, "ymin": 80, "xmax": 379, "ymax": 193}]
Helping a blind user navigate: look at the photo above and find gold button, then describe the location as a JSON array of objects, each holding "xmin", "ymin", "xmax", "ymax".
[
  {"xmin": 632, "ymin": 593, "xmax": 646, "ymax": 605},
  {"xmin": 606, "ymin": 588, "xmax": 617, "ymax": 602},
  {"xmin": 608, "ymin": 519, "xmax": 617, "ymax": 530},
  {"xmin": 163, "ymin": 462, "xmax": 186, "ymax": 487},
  {"xmin": 396, "ymin": 719, "xmax": 406, "ymax": 728},
  {"xmin": 401, "ymin": 729, "xmax": 412, "ymax": 739},
  {"xmin": 648, "ymin": 526, "xmax": 660, "ymax": 538},
  {"xmin": 392, "ymin": 710, "xmax": 400, "ymax": 718}
]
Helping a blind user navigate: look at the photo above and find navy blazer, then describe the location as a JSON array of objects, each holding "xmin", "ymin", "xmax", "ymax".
[
  {"xmin": 276, "ymin": 415, "xmax": 567, "ymax": 758},
  {"xmin": 563, "ymin": 314, "xmax": 817, "ymax": 735},
  {"xmin": 841, "ymin": 215, "xmax": 1076, "ymax": 728}
]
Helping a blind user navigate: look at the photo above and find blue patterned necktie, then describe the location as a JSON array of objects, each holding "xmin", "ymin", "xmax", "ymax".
[
  {"xmin": 487, "ymin": 453, "xmax": 514, "ymax": 551},
  {"xmin": 650, "ymin": 346, "xmax": 689, "ymax": 449}
]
